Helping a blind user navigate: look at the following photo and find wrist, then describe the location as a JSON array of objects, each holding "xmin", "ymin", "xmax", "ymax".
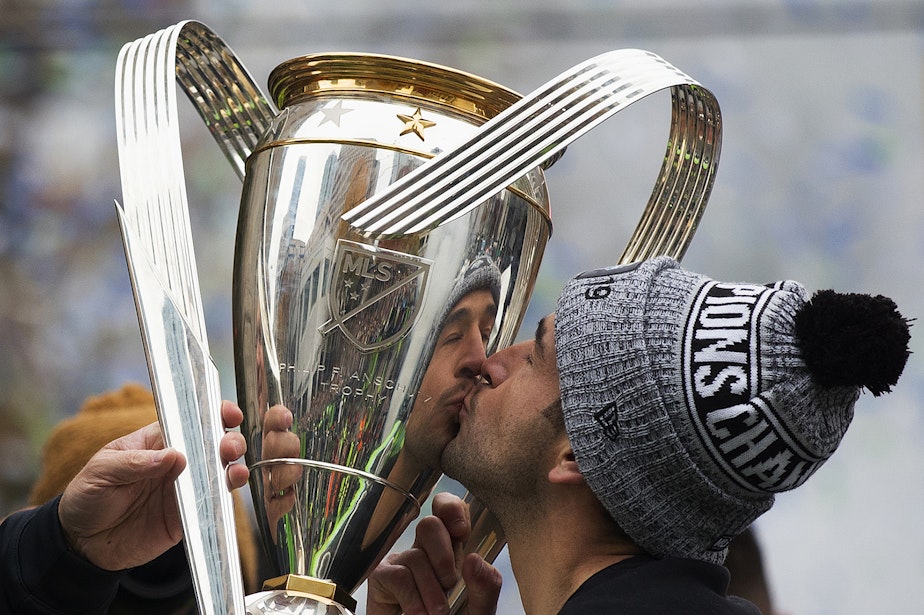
[
  {"xmin": 57, "ymin": 492, "xmax": 95, "ymax": 565},
  {"xmin": 16, "ymin": 496, "xmax": 125, "ymax": 610}
]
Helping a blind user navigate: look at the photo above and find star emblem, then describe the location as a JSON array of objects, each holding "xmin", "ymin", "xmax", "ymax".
[
  {"xmin": 397, "ymin": 108, "xmax": 436, "ymax": 141},
  {"xmin": 320, "ymin": 101, "xmax": 352, "ymax": 127}
]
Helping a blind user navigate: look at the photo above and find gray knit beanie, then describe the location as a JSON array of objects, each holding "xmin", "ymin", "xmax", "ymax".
[
  {"xmin": 444, "ymin": 255, "xmax": 501, "ymax": 317},
  {"xmin": 554, "ymin": 256, "xmax": 910, "ymax": 564}
]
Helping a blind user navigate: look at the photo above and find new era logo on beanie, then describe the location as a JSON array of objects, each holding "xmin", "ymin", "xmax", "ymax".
[{"xmin": 554, "ymin": 256, "xmax": 910, "ymax": 564}]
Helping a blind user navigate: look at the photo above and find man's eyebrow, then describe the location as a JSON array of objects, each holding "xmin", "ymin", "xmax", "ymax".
[
  {"xmin": 534, "ymin": 317, "xmax": 548, "ymax": 359},
  {"xmin": 443, "ymin": 297, "xmax": 498, "ymax": 326},
  {"xmin": 442, "ymin": 306, "xmax": 470, "ymax": 330},
  {"xmin": 441, "ymin": 300, "xmax": 498, "ymax": 333}
]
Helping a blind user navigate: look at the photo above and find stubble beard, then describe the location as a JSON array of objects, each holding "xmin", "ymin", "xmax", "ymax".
[{"xmin": 440, "ymin": 392, "xmax": 550, "ymax": 525}]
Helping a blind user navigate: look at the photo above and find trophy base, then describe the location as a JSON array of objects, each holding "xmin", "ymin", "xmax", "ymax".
[
  {"xmin": 244, "ymin": 591, "xmax": 352, "ymax": 615},
  {"xmin": 244, "ymin": 575, "xmax": 357, "ymax": 614}
]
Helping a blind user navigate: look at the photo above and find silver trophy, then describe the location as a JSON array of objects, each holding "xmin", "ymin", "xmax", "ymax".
[{"xmin": 113, "ymin": 21, "xmax": 720, "ymax": 615}]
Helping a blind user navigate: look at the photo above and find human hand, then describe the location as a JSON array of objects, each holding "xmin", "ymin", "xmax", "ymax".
[
  {"xmin": 366, "ymin": 492, "xmax": 502, "ymax": 615},
  {"xmin": 260, "ymin": 404, "xmax": 302, "ymax": 541},
  {"xmin": 58, "ymin": 400, "xmax": 249, "ymax": 571}
]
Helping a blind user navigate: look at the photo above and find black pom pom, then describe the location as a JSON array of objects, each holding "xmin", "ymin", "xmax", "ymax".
[{"xmin": 794, "ymin": 290, "xmax": 911, "ymax": 396}]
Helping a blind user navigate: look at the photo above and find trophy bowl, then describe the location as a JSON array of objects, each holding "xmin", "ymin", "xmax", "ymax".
[{"xmin": 232, "ymin": 53, "xmax": 553, "ymax": 610}]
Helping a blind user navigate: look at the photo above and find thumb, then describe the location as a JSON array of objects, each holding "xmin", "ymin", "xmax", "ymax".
[
  {"xmin": 432, "ymin": 493, "xmax": 471, "ymax": 544},
  {"xmin": 460, "ymin": 554, "xmax": 501, "ymax": 615},
  {"xmin": 91, "ymin": 447, "xmax": 186, "ymax": 486}
]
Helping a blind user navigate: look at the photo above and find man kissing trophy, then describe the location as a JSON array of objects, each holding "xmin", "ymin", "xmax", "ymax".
[{"xmin": 113, "ymin": 21, "xmax": 721, "ymax": 614}]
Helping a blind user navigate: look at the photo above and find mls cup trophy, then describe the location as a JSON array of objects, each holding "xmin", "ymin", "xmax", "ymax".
[{"xmin": 113, "ymin": 21, "xmax": 720, "ymax": 615}]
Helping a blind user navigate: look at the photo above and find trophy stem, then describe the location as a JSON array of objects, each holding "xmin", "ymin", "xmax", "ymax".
[
  {"xmin": 244, "ymin": 588, "xmax": 353, "ymax": 615},
  {"xmin": 249, "ymin": 458, "xmax": 424, "ymax": 599}
]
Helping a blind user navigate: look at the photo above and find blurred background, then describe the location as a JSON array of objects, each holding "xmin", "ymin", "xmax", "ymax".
[{"xmin": 2, "ymin": 1, "xmax": 923, "ymax": 613}]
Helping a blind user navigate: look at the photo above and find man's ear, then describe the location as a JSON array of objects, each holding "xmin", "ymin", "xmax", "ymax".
[{"xmin": 548, "ymin": 439, "xmax": 584, "ymax": 485}]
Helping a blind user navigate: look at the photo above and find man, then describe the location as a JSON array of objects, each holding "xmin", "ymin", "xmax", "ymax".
[
  {"xmin": 367, "ymin": 256, "xmax": 911, "ymax": 614},
  {"xmin": 0, "ymin": 399, "xmax": 249, "ymax": 614}
]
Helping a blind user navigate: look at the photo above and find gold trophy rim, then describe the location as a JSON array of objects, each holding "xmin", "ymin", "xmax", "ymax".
[{"xmin": 268, "ymin": 51, "xmax": 523, "ymax": 123}]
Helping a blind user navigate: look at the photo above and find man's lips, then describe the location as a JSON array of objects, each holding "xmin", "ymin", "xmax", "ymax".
[
  {"xmin": 438, "ymin": 389, "xmax": 467, "ymax": 412},
  {"xmin": 439, "ymin": 381, "xmax": 475, "ymax": 410},
  {"xmin": 446, "ymin": 392, "xmax": 467, "ymax": 406},
  {"xmin": 460, "ymin": 386, "xmax": 480, "ymax": 420},
  {"xmin": 451, "ymin": 378, "xmax": 486, "ymax": 421}
]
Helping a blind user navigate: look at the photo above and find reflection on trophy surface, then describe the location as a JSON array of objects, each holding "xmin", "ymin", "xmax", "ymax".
[
  {"xmin": 359, "ymin": 258, "xmax": 500, "ymax": 544},
  {"xmin": 115, "ymin": 20, "xmax": 720, "ymax": 615},
  {"xmin": 252, "ymin": 258, "xmax": 501, "ymax": 547}
]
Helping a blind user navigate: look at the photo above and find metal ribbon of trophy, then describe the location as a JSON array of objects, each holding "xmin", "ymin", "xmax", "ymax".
[{"xmin": 112, "ymin": 20, "xmax": 721, "ymax": 615}]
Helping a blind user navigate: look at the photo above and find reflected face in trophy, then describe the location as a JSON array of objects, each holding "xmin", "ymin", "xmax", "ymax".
[
  {"xmin": 442, "ymin": 314, "xmax": 562, "ymax": 507},
  {"xmin": 403, "ymin": 288, "xmax": 498, "ymax": 470}
]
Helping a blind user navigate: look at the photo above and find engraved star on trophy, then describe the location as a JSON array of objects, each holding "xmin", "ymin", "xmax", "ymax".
[{"xmin": 113, "ymin": 21, "xmax": 720, "ymax": 614}]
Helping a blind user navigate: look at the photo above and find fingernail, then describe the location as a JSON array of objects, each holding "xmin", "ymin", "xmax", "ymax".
[{"xmin": 450, "ymin": 518, "xmax": 469, "ymax": 535}]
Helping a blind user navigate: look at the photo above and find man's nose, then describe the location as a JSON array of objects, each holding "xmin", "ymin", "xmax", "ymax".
[
  {"xmin": 457, "ymin": 332, "xmax": 488, "ymax": 379},
  {"xmin": 478, "ymin": 344, "xmax": 518, "ymax": 387}
]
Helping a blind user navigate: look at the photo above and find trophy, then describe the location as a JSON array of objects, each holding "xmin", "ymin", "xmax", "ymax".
[{"xmin": 113, "ymin": 21, "xmax": 720, "ymax": 615}]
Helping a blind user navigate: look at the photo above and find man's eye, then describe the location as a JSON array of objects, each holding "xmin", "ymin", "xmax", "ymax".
[{"xmin": 440, "ymin": 332, "xmax": 462, "ymax": 345}]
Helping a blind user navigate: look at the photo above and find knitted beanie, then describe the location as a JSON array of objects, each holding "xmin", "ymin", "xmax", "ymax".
[
  {"xmin": 433, "ymin": 255, "xmax": 502, "ymax": 338},
  {"xmin": 554, "ymin": 256, "xmax": 910, "ymax": 564},
  {"xmin": 445, "ymin": 255, "xmax": 501, "ymax": 315}
]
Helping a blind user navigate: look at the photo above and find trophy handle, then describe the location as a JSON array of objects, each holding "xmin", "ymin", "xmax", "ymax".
[
  {"xmin": 113, "ymin": 20, "xmax": 273, "ymax": 615},
  {"xmin": 171, "ymin": 21, "xmax": 277, "ymax": 179},
  {"xmin": 342, "ymin": 49, "xmax": 721, "ymax": 263},
  {"xmin": 116, "ymin": 203, "xmax": 245, "ymax": 615}
]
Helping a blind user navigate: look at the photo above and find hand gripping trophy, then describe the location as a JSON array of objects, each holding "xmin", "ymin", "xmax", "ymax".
[{"xmin": 113, "ymin": 21, "xmax": 721, "ymax": 615}]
